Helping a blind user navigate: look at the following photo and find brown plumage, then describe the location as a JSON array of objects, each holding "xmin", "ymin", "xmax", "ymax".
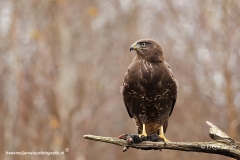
[{"xmin": 121, "ymin": 38, "xmax": 177, "ymax": 142}]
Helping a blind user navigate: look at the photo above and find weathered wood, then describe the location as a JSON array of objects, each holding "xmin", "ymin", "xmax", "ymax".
[{"xmin": 83, "ymin": 121, "xmax": 240, "ymax": 159}]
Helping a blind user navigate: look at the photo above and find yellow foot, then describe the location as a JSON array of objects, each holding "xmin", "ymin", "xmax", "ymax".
[
  {"xmin": 139, "ymin": 132, "xmax": 147, "ymax": 137},
  {"xmin": 158, "ymin": 125, "xmax": 170, "ymax": 143},
  {"xmin": 158, "ymin": 134, "xmax": 170, "ymax": 143},
  {"xmin": 139, "ymin": 124, "xmax": 147, "ymax": 137}
]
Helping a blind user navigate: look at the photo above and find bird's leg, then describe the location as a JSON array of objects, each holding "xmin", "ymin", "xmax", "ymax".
[
  {"xmin": 158, "ymin": 126, "xmax": 170, "ymax": 143},
  {"xmin": 139, "ymin": 124, "xmax": 147, "ymax": 137}
]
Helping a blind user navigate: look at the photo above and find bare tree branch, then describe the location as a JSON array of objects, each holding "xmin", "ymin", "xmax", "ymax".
[{"xmin": 83, "ymin": 121, "xmax": 240, "ymax": 159}]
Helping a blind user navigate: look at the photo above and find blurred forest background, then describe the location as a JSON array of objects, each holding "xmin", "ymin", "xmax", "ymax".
[{"xmin": 0, "ymin": 0, "xmax": 240, "ymax": 160}]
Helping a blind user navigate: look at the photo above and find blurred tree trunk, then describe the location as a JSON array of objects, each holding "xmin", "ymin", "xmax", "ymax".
[
  {"xmin": 221, "ymin": 0, "xmax": 239, "ymax": 140},
  {"xmin": 224, "ymin": 63, "xmax": 238, "ymax": 139}
]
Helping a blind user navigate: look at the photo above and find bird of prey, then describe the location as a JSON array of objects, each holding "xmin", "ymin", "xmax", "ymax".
[{"xmin": 121, "ymin": 39, "xmax": 177, "ymax": 142}]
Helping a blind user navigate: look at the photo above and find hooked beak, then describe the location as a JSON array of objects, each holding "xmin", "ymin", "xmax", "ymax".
[{"xmin": 130, "ymin": 43, "xmax": 138, "ymax": 51}]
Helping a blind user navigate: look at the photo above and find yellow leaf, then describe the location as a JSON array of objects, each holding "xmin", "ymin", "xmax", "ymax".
[
  {"xmin": 49, "ymin": 115, "xmax": 60, "ymax": 129},
  {"xmin": 30, "ymin": 30, "xmax": 43, "ymax": 40},
  {"xmin": 88, "ymin": 7, "xmax": 98, "ymax": 18},
  {"xmin": 53, "ymin": 136, "xmax": 62, "ymax": 145}
]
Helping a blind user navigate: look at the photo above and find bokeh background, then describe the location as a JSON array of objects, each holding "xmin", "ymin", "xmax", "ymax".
[{"xmin": 0, "ymin": 0, "xmax": 240, "ymax": 160}]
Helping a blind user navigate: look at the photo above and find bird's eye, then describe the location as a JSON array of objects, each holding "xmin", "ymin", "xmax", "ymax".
[{"xmin": 141, "ymin": 43, "xmax": 146, "ymax": 47}]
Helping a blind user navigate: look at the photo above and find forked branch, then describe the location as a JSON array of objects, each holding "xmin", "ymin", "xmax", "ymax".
[{"xmin": 83, "ymin": 121, "xmax": 240, "ymax": 159}]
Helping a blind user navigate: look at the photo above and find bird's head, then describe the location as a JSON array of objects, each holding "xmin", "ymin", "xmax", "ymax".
[{"xmin": 130, "ymin": 39, "xmax": 165, "ymax": 62}]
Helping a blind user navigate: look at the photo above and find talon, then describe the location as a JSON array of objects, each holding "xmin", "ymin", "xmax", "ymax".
[
  {"xmin": 159, "ymin": 134, "xmax": 170, "ymax": 143},
  {"xmin": 139, "ymin": 124, "xmax": 147, "ymax": 137},
  {"xmin": 158, "ymin": 126, "xmax": 170, "ymax": 143}
]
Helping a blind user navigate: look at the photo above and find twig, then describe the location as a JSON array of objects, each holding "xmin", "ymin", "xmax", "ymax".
[{"xmin": 83, "ymin": 121, "xmax": 240, "ymax": 159}]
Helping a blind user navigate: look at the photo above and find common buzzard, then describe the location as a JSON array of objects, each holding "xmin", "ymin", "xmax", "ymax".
[{"xmin": 121, "ymin": 39, "xmax": 177, "ymax": 142}]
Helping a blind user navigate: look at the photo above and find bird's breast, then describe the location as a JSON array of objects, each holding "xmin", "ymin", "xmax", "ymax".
[{"xmin": 140, "ymin": 60, "xmax": 155, "ymax": 82}]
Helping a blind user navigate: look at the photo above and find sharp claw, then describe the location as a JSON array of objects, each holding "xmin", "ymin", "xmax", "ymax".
[
  {"xmin": 138, "ymin": 133, "xmax": 147, "ymax": 137},
  {"xmin": 158, "ymin": 126, "xmax": 170, "ymax": 143},
  {"xmin": 159, "ymin": 136, "xmax": 170, "ymax": 143},
  {"xmin": 158, "ymin": 134, "xmax": 170, "ymax": 143}
]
